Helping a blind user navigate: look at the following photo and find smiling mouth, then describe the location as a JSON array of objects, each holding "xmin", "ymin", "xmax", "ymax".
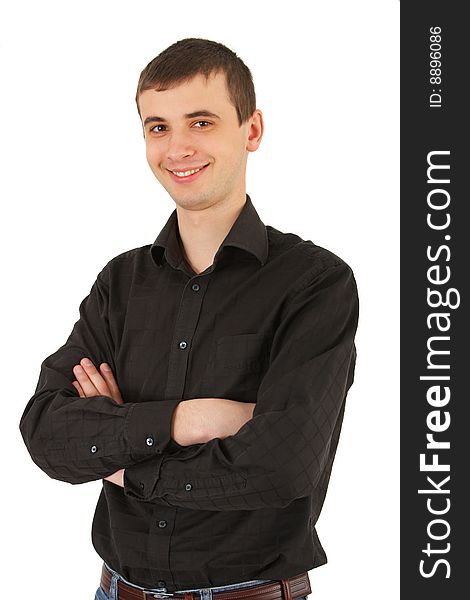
[{"xmin": 167, "ymin": 164, "xmax": 210, "ymax": 178}]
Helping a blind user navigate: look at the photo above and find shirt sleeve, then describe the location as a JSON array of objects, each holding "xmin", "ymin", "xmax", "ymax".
[
  {"xmin": 19, "ymin": 265, "xmax": 181, "ymax": 485},
  {"xmin": 123, "ymin": 260, "xmax": 359, "ymax": 510}
]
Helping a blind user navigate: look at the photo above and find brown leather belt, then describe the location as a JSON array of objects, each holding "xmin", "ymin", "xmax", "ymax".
[{"xmin": 100, "ymin": 563, "xmax": 312, "ymax": 600}]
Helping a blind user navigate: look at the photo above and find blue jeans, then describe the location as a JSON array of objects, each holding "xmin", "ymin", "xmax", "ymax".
[{"xmin": 94, "ymin": 562, "xmax": 308, "ymax": 600}]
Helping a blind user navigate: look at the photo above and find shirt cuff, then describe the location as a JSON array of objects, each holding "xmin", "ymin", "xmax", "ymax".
[
  {"xmin": 123, "ymin": 455, "xmax": 172, "ymax": 502},
  {"xmin": 125, "ymin": 398, "xmax": 181, "ymax": 460}
]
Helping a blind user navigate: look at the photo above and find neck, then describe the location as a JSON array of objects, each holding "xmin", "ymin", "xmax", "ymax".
[{"xmin": 175, "ymin": 192, "xmax": 246, "ymax": 274}]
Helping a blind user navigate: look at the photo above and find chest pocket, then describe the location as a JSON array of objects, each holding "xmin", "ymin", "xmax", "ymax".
[
  {"xmin": 213, "ymin": 333, "xmax": 271, "ymax": 397},
  {"xmin": 216, "ymin": 333, "xmax": 271, "ymax": 370}
]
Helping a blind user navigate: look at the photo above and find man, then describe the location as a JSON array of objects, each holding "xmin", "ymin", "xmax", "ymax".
[{"xmin": 20, "ymin": 38, "xmax": 359, "ymax": 600}]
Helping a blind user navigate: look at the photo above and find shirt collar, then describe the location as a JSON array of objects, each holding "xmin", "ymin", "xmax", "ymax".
[{"xmin": 150, "ymin": 194, "xmax": 269, "ymax": 270}]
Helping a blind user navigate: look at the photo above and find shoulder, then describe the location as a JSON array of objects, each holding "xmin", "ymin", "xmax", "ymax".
[
  {"xmin": 266, "ymin": 224, "xmax": 356, "ymax": 289},
  {"xmin": 96, "ymin": 244, "xmax": 153, "ymax": 283}
]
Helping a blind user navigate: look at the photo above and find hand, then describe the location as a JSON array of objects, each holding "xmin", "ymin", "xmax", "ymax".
[
  {"xmin": 71, "ymin": 357, "xmax": 125, "ymax": 487},
  {"xmin": 71, "ymin": 357, "xmax": 123, "ymax": 405}
]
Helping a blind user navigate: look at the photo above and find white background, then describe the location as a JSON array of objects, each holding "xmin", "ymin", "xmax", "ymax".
[{"xmin": 1, "ymin": 1, "xmax": 399, "ymax": 598}]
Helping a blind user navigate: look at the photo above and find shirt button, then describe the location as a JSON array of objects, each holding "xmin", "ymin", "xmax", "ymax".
[
  {"xmin": 139, "ymin": 482, "xmax": 145, "ymax": 489},
  {"xmin": 179, "ymin": 341, "xmax": 188, "ymax": 349},
  {"xmin": 157, "ymin": 581, "xmax": 166, "ymax": 588},
  {"xmin": 185, "ymin": 483, "xmax": 192, "ymax": 491},
  {"xmin": 158, "ymin": 520, "xmax": 167, "ymax": 528},
  {"xmin": 191, "ymin": 283, "xmax": 200, "ymax": 291},
  {"xmin": 90, "ymin": 445, "xmax": 98, "ymax": 453},
  {"xmin": 146, "ymin": 436, "xmax": 154, "ymax": 446}
]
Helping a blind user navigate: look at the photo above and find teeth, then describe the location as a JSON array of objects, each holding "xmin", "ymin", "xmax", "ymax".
[{"xmin": 172, "ymin": 166, "xmax": 205, "ymax": 177}]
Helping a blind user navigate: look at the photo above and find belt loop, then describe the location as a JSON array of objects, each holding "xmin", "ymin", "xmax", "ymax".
[
  {"xmin": 109, "ymin": 573, "xmax": 119, "ymax": 600},
  {"xmin": 280, "ymin": 579, "xmax": 292, "ymax": 600}
]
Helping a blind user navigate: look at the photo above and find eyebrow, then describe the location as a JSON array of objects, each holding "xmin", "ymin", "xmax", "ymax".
[{"xmin": 143, "ymin": 110, "xmax": 221, "ymax": 128}]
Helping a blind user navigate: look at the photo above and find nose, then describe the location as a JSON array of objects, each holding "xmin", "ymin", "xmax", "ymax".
[{"xmin": 165, "ymin": 128, "xmax": 196, "ymax": 163}]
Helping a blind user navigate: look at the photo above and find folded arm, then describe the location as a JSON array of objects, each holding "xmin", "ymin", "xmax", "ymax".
[
  {"xmin": 104, "ymin": 397, "xmax": 255, "ymax": 487},
  {"xmin": 19, "ymin": 264, "xmax": 255, "ymax": 485},
  {"xmin": 72, "ymin": 358, "xmax": 255, "ymax": 448},
  {"xmin": 122, "ymin": 261, "xmax": 359, "ymax": 511}
]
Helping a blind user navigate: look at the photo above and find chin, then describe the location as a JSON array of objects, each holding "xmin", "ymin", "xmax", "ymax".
[{"xmin": 169, "ymin": 192, "xmax": 209, "ymax": 209}]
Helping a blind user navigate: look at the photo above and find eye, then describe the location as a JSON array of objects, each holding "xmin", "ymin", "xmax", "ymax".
[
  {"xmin": 148, "ymin": 121, "xmax": 211, "ymax": 135},
  {"xmin": 150, "ymin": 124, "xmax": 166, "ymax": 134}
]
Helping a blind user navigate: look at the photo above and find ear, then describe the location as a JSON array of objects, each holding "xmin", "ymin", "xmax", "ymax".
[{"xmin": 246, "ymin": 109, "xmax": 264, "ymax": 152}]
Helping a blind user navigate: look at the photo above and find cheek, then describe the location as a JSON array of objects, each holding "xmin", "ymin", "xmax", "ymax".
[
  {"xmin": 220, "ymin": 146, "xmax": 245, "ymax": 173},
  {"xmin": 146, "ymin": 143, "xmax": 161, "ymax": 169},
  {"xmin": 220, "ymin": 135, "xmax": 246, "ymax": 165}
]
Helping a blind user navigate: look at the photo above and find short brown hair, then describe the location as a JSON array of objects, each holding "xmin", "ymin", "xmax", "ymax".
[{"xmin": 135, "ymin": 38, "xmax": 256, "ymax": 127}]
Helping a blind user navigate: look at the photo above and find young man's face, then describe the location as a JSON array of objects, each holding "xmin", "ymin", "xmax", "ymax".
[{"xmin": 138, "ymin": 71, "xmax": 262, "ymax": 212}]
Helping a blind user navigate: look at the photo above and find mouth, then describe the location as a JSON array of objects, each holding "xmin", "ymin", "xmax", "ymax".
[{"xmin": 167, "ymin": 163, "xmax": 210, "ymax": 183}]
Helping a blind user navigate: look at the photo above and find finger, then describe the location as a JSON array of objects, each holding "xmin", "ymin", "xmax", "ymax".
[
  {"xmin": 100, "ymin": 363, "xmax": 124, "ymax": 404},
  {"xmin": 78, "ymin": 357, "xmax": 113, "ymax": 397},
  {"xmin": 72, "ymin": 362, "xmax": 105, "ymax": 397},
  {"xmin": 72, "ymin": 380, "xmax": 85, "ymax": 398}
]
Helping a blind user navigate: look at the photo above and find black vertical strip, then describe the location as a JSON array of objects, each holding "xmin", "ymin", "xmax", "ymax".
[{"xmin": 401, "ymin": 3, "xmax": 467, "ymax": 598}]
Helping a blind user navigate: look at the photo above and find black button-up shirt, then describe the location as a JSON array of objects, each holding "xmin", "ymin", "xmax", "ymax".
[{"xmin": 20, "ymin": 194, "xmax": 359, "ymax": 591}]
